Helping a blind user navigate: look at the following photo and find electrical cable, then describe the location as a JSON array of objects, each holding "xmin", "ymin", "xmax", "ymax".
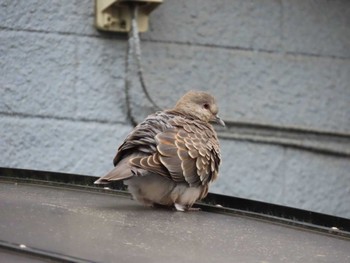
[
  {"xmin": 124, "ymin": 4, "xmax": 161, "ymax": 127},
  {"xmin": 124, "ymin": 7, "xmax": 138, "ymax": 127},
  {"xmin": 130, "ymin": 6, "xmax": 161, "ymax": 111}
]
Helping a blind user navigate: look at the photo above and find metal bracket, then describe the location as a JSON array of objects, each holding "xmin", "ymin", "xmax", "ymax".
[{"xmin": 95, "ymin": 0, "xmax": 163, "ymax": 33}]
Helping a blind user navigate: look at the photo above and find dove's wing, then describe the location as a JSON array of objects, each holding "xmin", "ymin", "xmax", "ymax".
[
  {"xmin": 96, "ymin": 111, "xmax": 221, "ymax": 186},
  {"xmin": 129, "ymin": 115, "xmax": 221, "ymax": 187},
  {"xmin": 95, "ymin": 112, "xmax": 175, "ymax": 184},
  {"xmin": 112, "ymin": 112, "xmax": 173, "ymax": 165}
]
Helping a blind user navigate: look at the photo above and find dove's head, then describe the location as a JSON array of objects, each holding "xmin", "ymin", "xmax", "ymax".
[{"xmin": 174, "ymin": 90, "xmax": 225, "ymax": 126}]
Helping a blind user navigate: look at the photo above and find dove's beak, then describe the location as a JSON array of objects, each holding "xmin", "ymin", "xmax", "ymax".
[{"xmin": 215, "ymin": 115, "xmax": 225, "ymax": 127}]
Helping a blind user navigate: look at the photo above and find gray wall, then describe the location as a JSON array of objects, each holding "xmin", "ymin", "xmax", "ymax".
[{"xmin": 1, "ymin": 0, "xmax": 350, "ymax": 218}]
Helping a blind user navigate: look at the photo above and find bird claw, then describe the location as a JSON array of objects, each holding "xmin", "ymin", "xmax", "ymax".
[
  {"xmin": 174, "ymin": 203, "xmax": 201, "ymax": 212},
  {"xmin": 174, "ymin": 203, "xmax": 186, "ymax": 212}
]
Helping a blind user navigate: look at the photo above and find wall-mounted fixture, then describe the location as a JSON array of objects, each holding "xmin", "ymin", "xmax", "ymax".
[{"xmin": 95, "ymin": 0, "xmax": 163, "ymax": 33}]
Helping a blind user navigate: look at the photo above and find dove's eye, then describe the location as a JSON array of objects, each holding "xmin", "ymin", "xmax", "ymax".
[{"xmin": 203, "ymin": 103, "xmax": 210, "ymax": 110}]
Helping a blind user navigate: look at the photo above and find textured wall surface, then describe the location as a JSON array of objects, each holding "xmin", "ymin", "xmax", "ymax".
[{"xmin": 1, "ymin": 0, "xmax": 349, "ymax": 218}]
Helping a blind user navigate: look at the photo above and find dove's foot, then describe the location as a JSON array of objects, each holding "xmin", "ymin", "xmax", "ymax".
[{"xmin": 174, "ymin": 203, "xmax": 201, "ymax": 212}]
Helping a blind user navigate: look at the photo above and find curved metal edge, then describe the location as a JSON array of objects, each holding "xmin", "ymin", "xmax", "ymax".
[
  {"xmin": 0, "ymin": 239, "xmax": 95, "ymax": 263},
  {"xmin": 1, "ymin": 167, "xmax": 350, "ymax": 239}
]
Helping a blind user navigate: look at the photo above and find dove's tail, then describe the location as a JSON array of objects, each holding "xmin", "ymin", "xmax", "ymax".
[{"xmin": 94, "ymin": 158, "xmax": 133, "ymax": 184}]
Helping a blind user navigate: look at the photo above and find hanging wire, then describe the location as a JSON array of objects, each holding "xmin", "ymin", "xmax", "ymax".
[
  {"xmin": 124, "ymin": 7, "xmax": 138, "ymax": 126},
  {"xmin": 130, "ymin": 5, "xmax": 162, "ymax": 111}
]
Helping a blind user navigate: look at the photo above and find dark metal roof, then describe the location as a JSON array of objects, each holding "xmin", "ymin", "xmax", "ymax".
[{"xmin": 0, "ymin": 167, "xmax": 350, "ymax": 263}]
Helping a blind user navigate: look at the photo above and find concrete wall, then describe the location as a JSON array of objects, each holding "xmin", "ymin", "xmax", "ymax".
[{"xmin": 1, "ymin": 0, "xmax": 350, "ymax": 218}]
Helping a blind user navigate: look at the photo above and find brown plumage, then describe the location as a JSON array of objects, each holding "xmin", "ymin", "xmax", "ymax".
[{"xmin": 94, "ymin": 90, "xmax": 224, "ymax": 211}]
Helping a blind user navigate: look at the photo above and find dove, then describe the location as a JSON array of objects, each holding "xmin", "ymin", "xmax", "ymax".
[{"xmin": 94, "ymin": 90, "xmax": 224, "ymax": 211}]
